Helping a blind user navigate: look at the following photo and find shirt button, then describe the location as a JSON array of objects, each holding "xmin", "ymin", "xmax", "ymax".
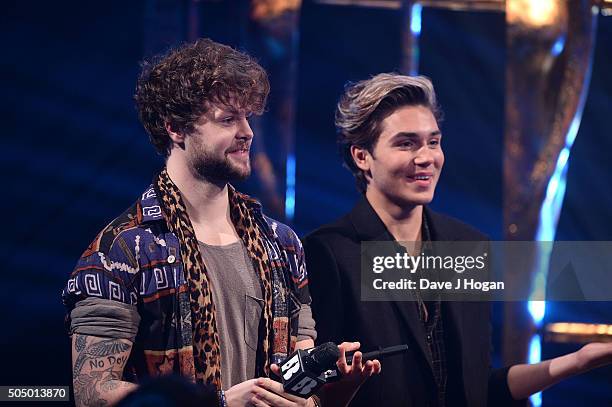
[
  {"xmin": 427, "ymin": 334, "xmax": 432, "ymax": 341},
  {"xmin": 167, "ymin": 255, "xmax": 176, "ymax": 264}
]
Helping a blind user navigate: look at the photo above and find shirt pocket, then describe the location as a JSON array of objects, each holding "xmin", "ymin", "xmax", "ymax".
[{"xmin": 244, "ymin": 294, "xmax": 264, "ymax": 351}]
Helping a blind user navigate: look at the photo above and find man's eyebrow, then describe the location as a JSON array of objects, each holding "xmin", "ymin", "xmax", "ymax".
[
  {"xmin": 218, "ymin": 107, "xmax": 254, "ymax": 117},
  {"xmin": 216, "ymin": 108, "xmax": 239, "ymax": 115},
  {"xmin": 390, "ymin": 130, "xmax": 442, "ymax": 139}
]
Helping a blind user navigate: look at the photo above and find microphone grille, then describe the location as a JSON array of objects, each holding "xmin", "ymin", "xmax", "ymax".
[{"xmin": 311, "ymin": 342, "xmax": 340, "ymax": 370}]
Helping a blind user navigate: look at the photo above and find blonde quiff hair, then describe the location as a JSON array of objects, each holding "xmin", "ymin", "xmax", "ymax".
[{"xmin": 335, "ymin": 73, "xmax": 442, "ymax": 193}]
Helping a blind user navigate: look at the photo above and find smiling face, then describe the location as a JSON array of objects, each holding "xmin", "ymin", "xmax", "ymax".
[
  {"xmin": 183, "ymin": 104, "xmax": 254, "ymax": 183},
  {"xmin": 354, "ymin": 105, "xmax": 444, "ymax": 209}
]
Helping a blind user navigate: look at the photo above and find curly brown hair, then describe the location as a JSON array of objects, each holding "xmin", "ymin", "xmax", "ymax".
[
  {"xmin": 335, "ymin": 73, "xmax": 442, "ymax": 193},
  {"xmin": 135, "ymin": 38, "xmax": 270, "ymax": 156}
]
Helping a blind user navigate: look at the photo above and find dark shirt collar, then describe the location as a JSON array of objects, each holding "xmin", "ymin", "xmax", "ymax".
[
  {"xmin": 348, "ymin": 196, "xmax": 433, "ymax": 242},
  {"xmin": 348, "ymin": 195, "xmax": 461, "ymax": 243}
]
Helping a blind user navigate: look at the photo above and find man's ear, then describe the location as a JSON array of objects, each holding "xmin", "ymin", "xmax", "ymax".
[
  {"xmin": 350, "ymin": 145, "xmax": 372, "ymax": 172},
  {"xmin": 165, "ymin": 123, "xmax": 185, "ymax": 149}
]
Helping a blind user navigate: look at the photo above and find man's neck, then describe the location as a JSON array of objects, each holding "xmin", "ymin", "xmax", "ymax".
[
  {"xmin": 365, "ymin": 188, "xmax": 423, "ymax": 243},
  {"xmin": 166, "ymin": 155, "xmax": 238, "ymax": 245}
]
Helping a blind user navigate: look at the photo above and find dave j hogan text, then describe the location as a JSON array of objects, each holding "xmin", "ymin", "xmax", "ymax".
[{"xmin": 372, "ymin": 278, "xmax": 504, "ymax": 292}]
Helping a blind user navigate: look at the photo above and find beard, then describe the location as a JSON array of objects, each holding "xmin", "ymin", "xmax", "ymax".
[{"xmin": 188, "ymin": 145, "xmax": 251, "ymax": 183}]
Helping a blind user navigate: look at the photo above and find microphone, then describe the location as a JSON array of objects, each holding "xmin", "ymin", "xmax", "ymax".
[
  {"xmin": 345, "ymin": 344, "xmax": 409, "ymax": 366},
  {"xmin": 278, "ymin": 342, "xmax": 339, "ymax": 398},
  {"xmin": 277, "ymin": 343, "xmax": 409, "ymax": 397}
]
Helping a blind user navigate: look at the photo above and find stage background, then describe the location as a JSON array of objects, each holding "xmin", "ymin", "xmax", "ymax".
[{"xmin": 1, "ymin": 1, "xmax": 610, "ymax": 405}]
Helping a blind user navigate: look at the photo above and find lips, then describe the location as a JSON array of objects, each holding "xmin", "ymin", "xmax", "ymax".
[
  {"xmin": 407, "ymin": 173, "xmax": 434, "ymax": 186},
  {"xmin": 227, "ymin": 144, "xmax": 250, "ymax": 155},
  {"xmin": 228, "ymin": 148, "xmax": 249, "ymax": 154}
]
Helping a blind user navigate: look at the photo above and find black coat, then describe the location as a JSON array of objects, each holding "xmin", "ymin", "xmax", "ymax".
[{"xmin": 303, "ymin": 198, "xmax": 519, "ymax": 407}]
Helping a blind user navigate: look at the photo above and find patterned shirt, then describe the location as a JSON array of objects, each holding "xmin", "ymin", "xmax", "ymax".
[{"xmin": 62, "ymin": 184, "xmax": 311, "ymax": 382}]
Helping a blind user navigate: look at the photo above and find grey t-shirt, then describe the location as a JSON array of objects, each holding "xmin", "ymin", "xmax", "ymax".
[
  {"xmin": 199, "ymin": 240, "xmax": 263, "ymax": 389},
  {"xmin": 199, "ymin": 240, "xmax": 316, "ymax": 389}
]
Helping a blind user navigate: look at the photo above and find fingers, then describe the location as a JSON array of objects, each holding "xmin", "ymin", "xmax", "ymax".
[
  {"xmin": 372, "ymin": 359, "xmax": 382, "ymax": 374},
  {"xmin": 270, "ymin": 363, "xmax": 281, "ymax": 376},
  {"xmin": 251, "ymin": 386, "xmax": 290, "ymax": 407},
  {"xmin": 346, "ymin": 356, "xmax": 382, "ymax": 382},
  {"xmin": 338, "ymin": 341, "xmax": 360, "ymax": 353},
  {"xmin": 256, "ymin": 378, "xmax": 285, "ymax": 395},
  {"xmin": 362, "ymin": 360, "xmax": 373, "ymax": 375},
  {"xmin": 336, "ymin": 342, "xmax": 382, "ymax": 380},
  {"xmin": 255, "ymin": 378, "xmax": 303, "ymax": 405},
  {"xmin": 251, "ymin": 394, "xmax": 273, "ymax": 407},
  {"xmin": 361, "ymin": 359, "xmax": 382, "ymax": 377},
  {"xmin": 350, "ymin": 351, "xmax": 363, "ymax": 371},
  {"xmin": 337, "ymin": 341, "xmax": 360, "ymax": 375},
  {"xmin": 336, "ymin": 343, "xmax": 348, "ymax": 375}
]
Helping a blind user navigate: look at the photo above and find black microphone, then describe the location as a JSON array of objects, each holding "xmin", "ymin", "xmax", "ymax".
[
  {"xmin": 278, "ymin": 342, "xmax": 339, "ymax": 398},
  {"xmin": 345, "ymin": 344, "xmax": 409, "ymax": 366},
  {"xmin": 278, "ymin": 343, "xmax": 410, "ymax": 397}
]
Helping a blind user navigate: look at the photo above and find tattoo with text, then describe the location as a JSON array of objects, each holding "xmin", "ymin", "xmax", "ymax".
[{"xmin": 72, "ymin": 334, "xmax": 131, "ymax": 406}]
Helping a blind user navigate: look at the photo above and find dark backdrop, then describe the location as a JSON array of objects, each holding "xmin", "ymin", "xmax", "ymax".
[{"xmin": 1, "ymin": 1, "xmax": 610, "ymax": 405}]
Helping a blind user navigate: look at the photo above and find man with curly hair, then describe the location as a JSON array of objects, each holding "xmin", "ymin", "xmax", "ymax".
[{"xmin": 62, "ymin": 38, "xmax": 379, "ymax": 407}]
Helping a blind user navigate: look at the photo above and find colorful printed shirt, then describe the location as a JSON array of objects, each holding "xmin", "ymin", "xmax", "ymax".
[{"xmin": 62, "ymin": 184, "xmax": 311, "ymax": 382}]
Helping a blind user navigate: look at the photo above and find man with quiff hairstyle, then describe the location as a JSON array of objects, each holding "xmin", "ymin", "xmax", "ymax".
[{"xmin": 304, "ymin": 73, "xmax": 612, "ymax": 407}]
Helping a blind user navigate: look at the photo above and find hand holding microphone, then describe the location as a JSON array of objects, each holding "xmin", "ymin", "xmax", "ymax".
[
  {"xmin": 333, "ymin": 341, "xmax": 384, "ymax": 389},
  {"xmin": 277, "ymin": 342, "xmax": 340, "ymax": 398},
  {"xmin": 225, "ymin": 343, "xmax": 393, "ymax": 407},
  {"xmin": 276, "ymin": 342, "xmax": 405, "ymax": 398}
]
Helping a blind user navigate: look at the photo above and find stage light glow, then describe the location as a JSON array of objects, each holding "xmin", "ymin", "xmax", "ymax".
[
  {"xmin": 529, "ymin": 334, "xmax": 543, "ymax": 407},
  {"xmin": 285, "ymin": 154, "xmax": 296, "ymax": 220},
  {"xmin": 410, "ymin": 3, "xmax": 422, "ymax": 35},
  {"xmin": 528, "ymin": 301, "xmax": 546, "ymax": 325},
  {"xmin": 547, "ymin": 322, "xmax": 612, "ymax": 336},
  {"xmin": 551, "ymin": 36, "xmax": 565, "ymax": 56},
  {"xmin": 508, "ymin": 0, "xmax": 560, "ymax": 27}
]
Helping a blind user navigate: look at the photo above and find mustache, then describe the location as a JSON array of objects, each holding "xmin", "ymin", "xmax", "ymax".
[{"xmin": 226, "ymin": 142, "xmax": 251, "ymax": 153}]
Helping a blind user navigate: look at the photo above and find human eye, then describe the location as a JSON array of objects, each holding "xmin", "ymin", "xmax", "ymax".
[
  {"xmin": 429, "ymin": 138, "xmax": 441, "ymax": 147},
  {"xmin": 397, "ymin": 139, "xmax": 415, "ymax": 148},
  {"xmin": 219, "ymin": 115, "xmax": 236, "ymax": 125}
]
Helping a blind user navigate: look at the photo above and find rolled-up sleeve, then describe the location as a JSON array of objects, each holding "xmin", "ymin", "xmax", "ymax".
[
  {"xmin": 70, "ymin": 297, "xmax": 140, "ymax": 341},
  {"xmin": 62, "ymin": 228, "xmax": 142, "ymax": 341},
  {"xmin": 297, "ymin": 303, "xmax": 317, "ymax": 342}
]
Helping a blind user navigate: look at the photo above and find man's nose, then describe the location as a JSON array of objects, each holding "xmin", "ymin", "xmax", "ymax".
[
  {"xmin": 237, "ymin": 117, "xmax": 254, "ymax": 140},
  {"xmin": 414, "ymin": 146, "xmax": 434, "ymax": 166}
]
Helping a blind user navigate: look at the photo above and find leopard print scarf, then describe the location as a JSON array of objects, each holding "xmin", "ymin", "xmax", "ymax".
[{"xmin": 154, "ymin": 169, "xmax": 274, "ymax": 389}]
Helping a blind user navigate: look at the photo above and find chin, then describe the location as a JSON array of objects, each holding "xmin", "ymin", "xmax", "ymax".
[
  {"xmin": 225, "ymin": 158, "xmax": 250, "ymax": 176},
  {"xmin": 230, "ymin": 168, "xmax": 251, "ymax": 182},
  {"xmin": 400, "ymin": 194, "xmax": 434, "ymax": 207}
]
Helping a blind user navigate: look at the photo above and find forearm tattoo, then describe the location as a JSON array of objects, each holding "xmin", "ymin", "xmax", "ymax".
[{"xmin": 72, "ymin": 334, "xmax": 132, "ymax": 407}]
